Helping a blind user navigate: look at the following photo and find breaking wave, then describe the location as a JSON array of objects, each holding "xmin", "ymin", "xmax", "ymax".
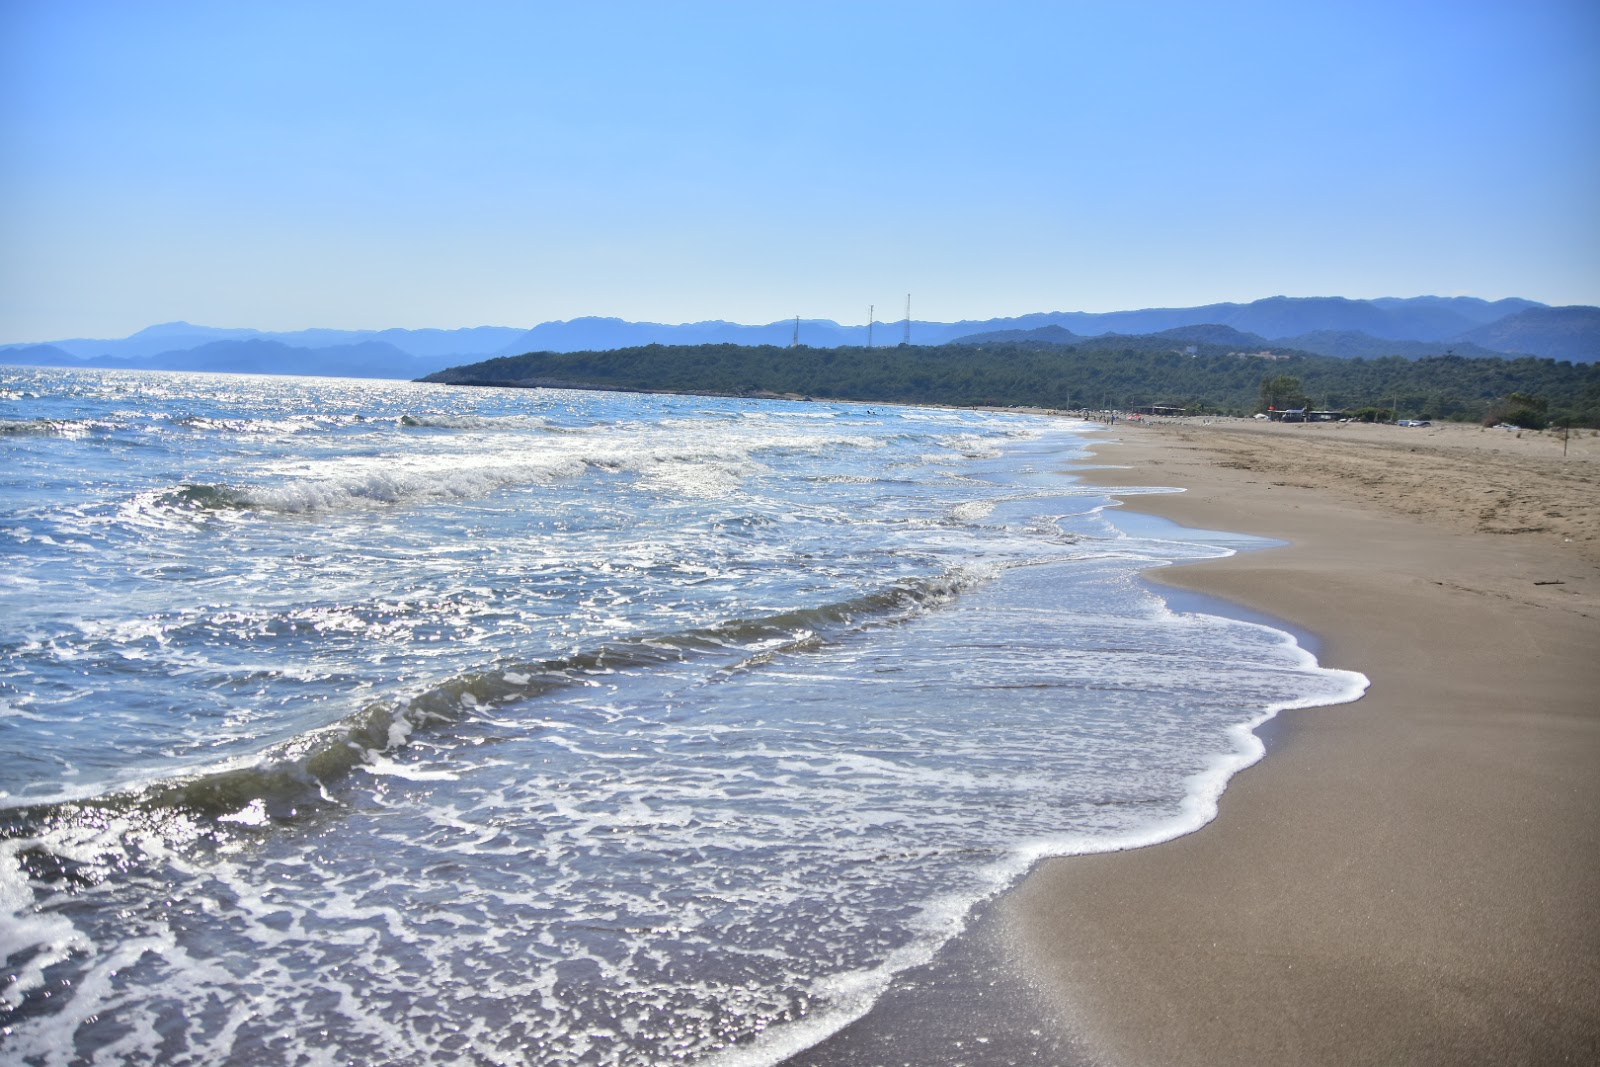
[
  {"xmin": 136, "ymin": 430, "xmax": 894, "ymax": 516},
  {"xmin": 398, "ymin": 412, "xmax": 563, "ymax": 431},
  {"xmin": 0, "ymin": 419, "xmax": 62, "ymax": 436},
  {"xmin": 0, "ymin": 418, "xmax": 111, "ymax": 438},
  {"xmin": 0, "ymin": 571, "xmax": 982, "ymax": 836}
]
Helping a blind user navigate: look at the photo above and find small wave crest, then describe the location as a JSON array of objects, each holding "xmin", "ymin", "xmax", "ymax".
[
  {"xmin": 173, "ymin": 414, "xmax": 332, "ymax": 435},
  {"xmin": 0, "ymin": 418, "xmax": 110, "ymax": 438},
  {"xmin": 0, "ymin": 419, "xmax": 62, "ymax": 436},
  {"xmin": 0, "ymin": 571, "xmax": 983, "ymax": 836},
  {"xmin": 135, "ymin": 441, "xmax": 771, "ymax": 517},
  {"xmin": 398, "ymin": 412, "xmax": 561, "ymax": 432},
  {"xmin": 140, "ymin": 456, "xmax": 591, "ymax": 516}
]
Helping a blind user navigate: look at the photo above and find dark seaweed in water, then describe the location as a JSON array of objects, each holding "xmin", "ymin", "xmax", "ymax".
[
  {"xmin": 0, "ymin": 419, "xmax": 64, "ymax": 436},
  {"xmin": 0, "ymin": 573, "xmax": 971, "ymax": 837},
  {"xmin": 161, "ymin": 482, "xmax": 251, "ymax": 510}
]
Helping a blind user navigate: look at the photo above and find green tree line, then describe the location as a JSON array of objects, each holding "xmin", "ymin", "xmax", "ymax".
[{"xmin": 422, "ymin": 339, "xmax": 1600, "ymax": 427}]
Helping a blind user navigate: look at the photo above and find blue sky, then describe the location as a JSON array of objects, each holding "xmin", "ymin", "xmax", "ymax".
[{"xmin": 3, "ymin": 0, "xmax": 1597, "ymax": 341}]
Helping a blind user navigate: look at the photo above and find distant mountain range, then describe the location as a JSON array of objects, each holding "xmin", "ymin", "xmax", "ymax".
[
  {"xmin": 952, "ymin": 323, "xmax": 1519, "ymax": 362},
  {"xmin": 0, "ymin": 323, "xmax": 530, "ymax": 380},
  {"xmin": 4, "ymin": 296, "xmax": 1596, "ymax": 379}
]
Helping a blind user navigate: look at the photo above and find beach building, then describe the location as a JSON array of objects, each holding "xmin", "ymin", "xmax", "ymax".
[{"xmin": 1267, "ymin": 407, "xmax": 1346, "ymax": 422}]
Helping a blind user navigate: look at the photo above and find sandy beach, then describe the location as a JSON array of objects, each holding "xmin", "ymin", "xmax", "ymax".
[{"xmin": 795, "ymin": 417, "xmax": 1600, "ymax": 1065}]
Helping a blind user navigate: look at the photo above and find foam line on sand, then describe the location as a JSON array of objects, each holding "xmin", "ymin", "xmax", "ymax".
[{"xmin": 794, "ymin": 417, "xmax": 1600, "ymax": 1066}]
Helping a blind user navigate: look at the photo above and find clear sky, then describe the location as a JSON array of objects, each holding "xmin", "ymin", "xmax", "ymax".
[{"xmin": 3, "ymin": 0, "xmax": 1597, "ymax": 341}]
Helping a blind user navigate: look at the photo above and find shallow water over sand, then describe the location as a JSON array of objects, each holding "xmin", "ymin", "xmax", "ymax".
[{"xmin": 0, "ymin": 368, "xmax": 1363, "ymax": 1065}]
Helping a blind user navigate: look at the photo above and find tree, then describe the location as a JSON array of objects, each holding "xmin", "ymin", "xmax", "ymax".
[
  {"xmin": 1259, "ymin": 374, "xmax": 1309, "ymax": 412},
  {"xmin": 1485, "ymin": 392, "xmax": 1549, "ymax": 429}
]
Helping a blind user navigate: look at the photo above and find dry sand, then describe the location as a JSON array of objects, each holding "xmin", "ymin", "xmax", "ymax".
[
  {"xmin": 790, "ymin": 416, "xmax": 1599, "ymax": 1066},
  {"xmin": 1011, "ymin": 417, "xmax": 1600, "ymax": 1065}
]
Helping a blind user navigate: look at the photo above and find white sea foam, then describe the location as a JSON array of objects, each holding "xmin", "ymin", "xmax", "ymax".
[
  {"xmin": 398, "ymin": 412, "xmax": 557, "ymax": 431},
  {"xmin": 1, "ymin": 371, "xmax": 1371, "ymax": 1066}
]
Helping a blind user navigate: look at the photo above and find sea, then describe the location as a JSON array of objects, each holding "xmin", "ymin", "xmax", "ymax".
[{"xmin": 0, "ymin": 367, "xmax": 1366, "ymax": 1066}]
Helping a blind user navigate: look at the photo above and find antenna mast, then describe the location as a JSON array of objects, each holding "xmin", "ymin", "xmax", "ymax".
[
  {"xmin": 903, "ymin": 294, "xmax": 911, "ymax": 346},
  {"xmin": 867, "ymin": 305, "xmax": 874, "ymax": 349},
  {"xmin": 792, "ymin": 315, "xmax": 800, "ymax": 347}
]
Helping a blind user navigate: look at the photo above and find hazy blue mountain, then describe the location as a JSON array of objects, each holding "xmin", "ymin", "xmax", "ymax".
[
  {"xmin": 944, "ymin": 321, "xmax": 1540, "ymax": 362},
  {"xmin": 1222, "ymin": 297, "xmax": 1406, "ymax": 339},
  {"xmin": 1151, "ymin": 324, "xmax": 1272, "ymax": 347},
  {"xmin": 962, "ymin": 296, "xmax": 1555, "ymax": 344},
  {"xmin": 245, "ymin": 325, "xmax": 527, "ymax": 358},
  {"xmin": 12, "ymin": 322, "xmax": 524, "ymax": 364},
  {"xmin": 1277, "ymin": 331, "xmax": 1519, "ymax": 361},
  {"xmin": 954, "ymin": 305, "xmax": 1261, "ymax": 338},
  {"xmin": 147, "ymin": 340, "xmax": 429, "ymax": 377},
  {"xmin": 40, "ymin": 323, "xmax": 260, "ymax": 360},
  {"xmin": 6, "ymin": 297, "xmax": 1594, "ymax": 378},
  {"xmin": 1370, "ymin": 295, "xmax": 1542, "ymax": 327},
  {"xmin": 947, "ymin": 325, "xmax": 1085, "ymax": 346},
  {"xmin": 492, "ymin": 317, "xmax": 947, "ymax": 353},
  {"xmin": 942, "ymin": 298, "xmax": 1591, "ymax": 360},
  {"xmin": 1454, "ymin": 306, "xmax": 1600, "ymax": 363},
  {"xmin": 0, "ymin": 344, "xmax": 80, "ymax": 366},
  {"xmin": 1143, "ymin": 296, "xmax": 1469, "ymax": 341},
  {"xmin": 495, "ymin": 318, "xmax": 790, "ymax": 354},
  {"xmin": 0, "ymin": 339, "xmax": 440, "ymax": 378},
  {"xmin": 365, "ymin": 327, "xmax": 528, "ymax": 359}
]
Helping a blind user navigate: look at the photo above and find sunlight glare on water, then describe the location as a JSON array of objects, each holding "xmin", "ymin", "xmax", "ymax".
[{"xmin": 0, "ymin": 368, "xmax": 1364, "ymax": 1066}]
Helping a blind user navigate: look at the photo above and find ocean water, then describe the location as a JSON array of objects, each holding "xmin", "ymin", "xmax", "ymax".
[{"xmin": 0, "ymin": 368, "xmax": 1366, "ymax": 1066}]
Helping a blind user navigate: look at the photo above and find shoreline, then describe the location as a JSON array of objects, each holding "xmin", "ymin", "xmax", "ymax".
[
  {"xmin": 793, "ymin": 416, "xmax": 1600, "ymax": 1065},
  {"xmin": 1018, "ymin": 420, "xmax": 1600, "ymax": 1065}
]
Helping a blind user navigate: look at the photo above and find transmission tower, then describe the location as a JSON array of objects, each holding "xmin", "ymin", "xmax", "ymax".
[
  {"xmin": 902, "ymin": 294, "xmax": 911, "ymax": 346},
  {"xmin": 867, "ymin": 305, "xmax": 875, "ymax": 349}
]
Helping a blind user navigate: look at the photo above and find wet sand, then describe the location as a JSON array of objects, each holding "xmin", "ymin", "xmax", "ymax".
[{"xmin": 794, "ymin": 417, "xmax": 1600, "ymax": 1065}]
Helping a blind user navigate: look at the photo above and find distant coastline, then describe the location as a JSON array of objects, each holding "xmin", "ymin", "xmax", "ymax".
[
  {"xmin": 419, "ymin": 338, "xmax": 1600, "ymax": 428},
  {"xmin": 5, "ymin": 295, "xmax": 1597, "ymax": 379}
]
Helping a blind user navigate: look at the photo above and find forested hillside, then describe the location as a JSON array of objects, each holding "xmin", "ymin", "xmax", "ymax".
[{"xmin": 422, "ymin": 339, "xmax": 1600, "ymax": 427}]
